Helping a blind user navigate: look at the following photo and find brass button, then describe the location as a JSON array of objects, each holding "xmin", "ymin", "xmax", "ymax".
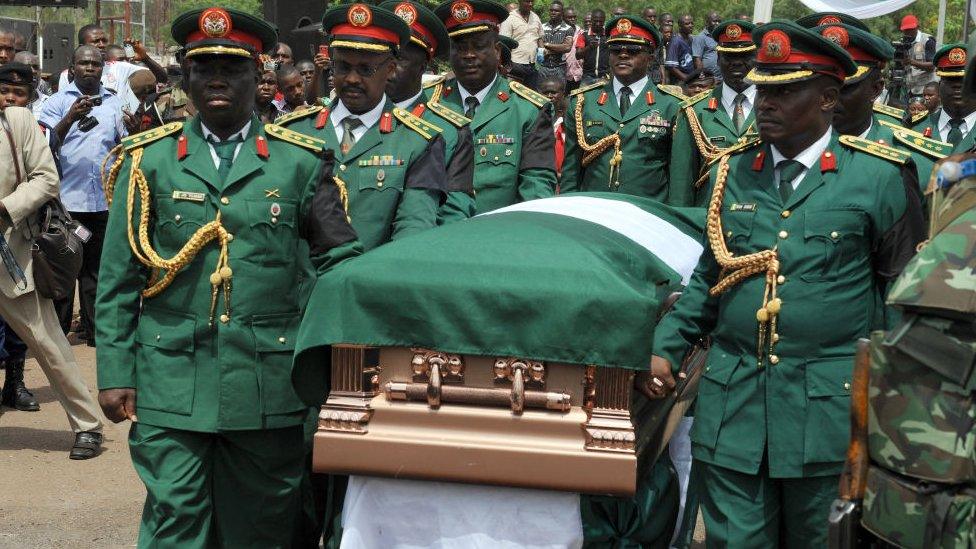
[
  {"xmin": 219, "ymin": 314, "xmax": 230, "ymax": 323},
  {"xmin": 271, "ymin": 217, "xmax": 278, "ymax": 224},
  {"xmin": 377, "ymin": 181, "xmax": 384, "ymax": 188},
  {"xmin": 339, "ymin": 164, "xmax": 346, "ymax": 172},
  {"xmin": 220, "ymin": 197, "xmax": 230, "ymax": 205},
  {"xmin": 769, "ymin": 354, "xmax": 780, "ymax": 365},
  {"xmin": 781, "ymin": 210, "xmax": 790, "ymax": 218},
  {"xmin": 844, "ymin": 381, "xmax": 851, "ymax": 391},
  {"xmin": 226, "ymin": 233, "xmax": 234, "ymax": 242},
  {"xmin": 278, "ymin": 337, "xmax": 287, "ymax": 344},
  {"xmin": 772, "ymin": 333, "xmax": 780, "ymax": 343},
  {"xmin": 778, "ymin": 230, "xmax": 788, "ymax": 239},
  {"xmin": 174, "ymin": 214, "xmax": 182, "ymax": 222},
  {"xmin": 830, "ymin": 231, "xmax": 840, "ymax": 239},
  {"xmin": 776, "ymin": 275, "xmax": 786, "ymax": 284},
  {"xmin": 726, "ymin": 230, "xmax": 733, "ymax": 238},
  {"xmin": 494, "ymin": 156, "xmax": 499, "ymax": 161},
  {"xmin": 155, "ymin": 334, "xmax": 161, "ymax": 341},
  {"xmin": 619, "ymin": 123, "xmax": 625, "ymax": 128}
]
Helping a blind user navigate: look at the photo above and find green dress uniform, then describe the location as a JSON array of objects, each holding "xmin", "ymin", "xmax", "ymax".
[
  {"xmin": 670, "ymin": 21, "xmax": 759, "ymax": 207},
  {"xmin": 652, "ymin": 22, "xmax": 926, "ymax": 548},
  {"xmin": 911, "ymin": 44, "xmax": 976, "ymax": 153},
  {"xmin": 430, "ymin": 0, "xmax": 556, "ymax": 214},
  {"xmin": 94, "ymin": 9, "xmax": 362, "ymax": 548},
  {"xmin": 561, "ymin": 16, "xmax": 682, "ymax": 200}
]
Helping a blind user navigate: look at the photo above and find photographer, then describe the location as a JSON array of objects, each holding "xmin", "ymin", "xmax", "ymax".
[
  {"xmin": 900, "ymin": 15, "xmax": 936, "ymax": 99},
  {"xmin": 39, "ymin": 45, "xmax": 130, "ymax": 347},
  {"xmin": 575, "ymin": 9, "xmax": 609, "ymax": 85}
]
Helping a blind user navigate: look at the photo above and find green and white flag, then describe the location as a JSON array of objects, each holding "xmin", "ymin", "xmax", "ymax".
[{"xmin": 294, "ymin": 193, "xmax": 705, "ymax": 405}]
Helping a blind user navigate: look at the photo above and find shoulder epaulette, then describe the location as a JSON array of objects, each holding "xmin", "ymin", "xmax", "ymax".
[
  {"xmin": 680, "ymin": 90, "xmax": 711, "ymax": 109},
  {"xmin": 426, "ymin": 100, "xmax": 470, "ymax": 128},
  {"xmin": 877, "ymin": 118, "xmax": 914, "ymax": 134},
  {"xmin": 392, "ymin": 107, "xmax": 442, "ymax": 140},
  {"xmin": 911, "ymin": 110, "xmax": 929, "ymax": 124},
  {"xmin": 570, "ymin": 78, "xmax": 608, "ymax": 96},
  {"xmin": 423, "ymin": 74, "xmax": 447, "ymax": 90},
  {"xmin": 509, "ymin": 80, "xmax": 548, "ymax": 108},
  {"xmin": 122, "ymin": 122, "xmax": 182, "ymax": 151},
  {"xmin": 891, "ymin": 129, "xmax": 951, "ymax": 159},
  {"xmin": 275, "ymin": 105, "xmax": 323, "ymax": 126},
  {"xmin": 723, "ymin": 136, "xmax": 762, "ymax": 158},
  {"xmin": 839, "ymin": 134, "xmax": 911, "ymax": 165},
  {"xmin": 657, "ymin": 84, "xmax": 687, "ymax": 100},
  {"xmin": 264, "ymin": 123, "xmax": 326, "ymax": 152},
  {"xmin": 873, "ymin": 102, "xmax": 905, "ymax": 120}
]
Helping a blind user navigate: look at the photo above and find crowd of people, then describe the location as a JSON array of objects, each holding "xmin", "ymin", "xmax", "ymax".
[{"xmin": 0, "ymin": 1, "xmax": 973, "ymax": 548}]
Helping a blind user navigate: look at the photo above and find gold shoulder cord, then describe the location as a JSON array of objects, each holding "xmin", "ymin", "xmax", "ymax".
[
  {"xmin": 102, "ymin": 146, "xmax": 233, "ymax": 328},
  {"xmin": 706, "ymin": 155, "xmax": 782, "ymax": 367},
  {"xmin": 573, "ymin": 94, "xmax": 622, "ymax": 188}
]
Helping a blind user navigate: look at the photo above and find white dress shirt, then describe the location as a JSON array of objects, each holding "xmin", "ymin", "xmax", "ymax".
[
  {"xmin": 394, "ymin": 90, "xmax": 425, "ymax": 111},
  {"xmin": 857, "ymin": 119, "xmax": 874, "ymax": 140},
  {"xmin": 720, "ymin": 83, "xmax": 757, "ymax": 123},
  {"xmin": 937, "ymin": 109, "xmax": 976, "ymax": 143},
  {"xmin": 458, "ymin": 75, "xmax": 498, "ymax": 113},
  {"xmin": 329, "ymin": 96, "xmax": 387, "ymax": 144},
  {"xmin": 200, "ymin": 120, "xmax": 251, "ymax": 170},
  {"xmin": 612, "ymin": 75, "xmax": 648, "ymax": 114},
  {"xmin": 769, "ymin": 127, "xmax": 833, "ymax": 191}
]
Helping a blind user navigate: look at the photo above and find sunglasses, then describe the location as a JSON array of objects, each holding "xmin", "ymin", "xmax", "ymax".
[{"xmin": 608, "ymin": 44, "xmax": 648, "ymax": 55}]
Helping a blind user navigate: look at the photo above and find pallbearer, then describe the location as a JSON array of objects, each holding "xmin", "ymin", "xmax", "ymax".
[{"xmin": 912, "ymin": 44, "xmax": 976, "ymax": 154}]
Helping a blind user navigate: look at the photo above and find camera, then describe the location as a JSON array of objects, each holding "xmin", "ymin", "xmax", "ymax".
[
  {"xmin": 87, "ymin": 95, "xmax": 103, "ymax": 107},
  {"xmin": 77, "ymin": 116, "xmax": 98, "ymax": 132}
]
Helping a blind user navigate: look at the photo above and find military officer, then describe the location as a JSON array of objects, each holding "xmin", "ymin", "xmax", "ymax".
[
  {"xmin": 561, "ymin": 15, "xmax": 682, "ymax": 200},
  {"xmin": 647, "ymin": 22, "xmax": 925, "ymax": 547},
  {"xmin": 794, "ymin": 11, "xmax": 869, "ymax": 31},
  {"xmin": 382, "ymin": 0, "xmax": 476, "ymax": 224},
  {"xmin": 429, "ymin": 0, "xmax": 556, "ymax": 213},
  {"xmin": 912, "ymin": 44, "xmax": 976, "ymax": 154},
  {"xmin": 95, "ymin": 8, "xmax": 361, "ymax": 547},
  {"xmin": 275, "ymin": 4, "xmax": 448, "ymax": 251},
  {"xmin": 670, "ymin": 20, "xmax": 758, "ymax": 207}
]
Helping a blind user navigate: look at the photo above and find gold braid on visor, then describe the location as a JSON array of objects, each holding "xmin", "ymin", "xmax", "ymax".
[
  {"xmin": 185, "ymin": 45, "xmax": 254, "ymax": 58},
  {"xmin": 448, "ymin": 24, "xmax": 492, "ymax": 37}
]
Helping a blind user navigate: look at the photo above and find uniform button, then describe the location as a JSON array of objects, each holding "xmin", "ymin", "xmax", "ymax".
[
  {"xmin": 772, "ymin": 333, "xmax": 780, "ymax": 343},
  {"xmin": 776, "ymin": 275, "xmax": 786, "ymax": 284},
  {"xmin": 226, "ymin": 233, "xmax": 234, "ymax": 242},
  {"xmin": 155, "ymin": 334, "xmax": 161, "ymax": 341},
  {"xmin": 781, "ymin": 210, "xmax": 790, "ymax": 218},
  {"xmin": 219, "ymin": 314, "xmax": 230, "ymax": 323},
  {"xmin": 830, "ymin": 231, "xmax": 840, "ymax": 239},
  {"xmin": 271, "ymin": 217, "xmax": 278, "ymax": 224},
  {"xmin": 778, "ymin": 230, "xmax": 788, "ymax": 239},
  {"xmin": 844, "ymin": 381, "xmax": 851, "ymax": 391},
  {"xmin": 174, "ymin": 214, "xmax": 182, "ymax": 222},
  {"xmin": 377, "ymin": 181, "xmax": 384, "ymax": 188},
  {"xmin": 619, "ymin": 123, "xmax": 624, "ymax": 128},
  {"xmin": 769, "ymin": 354, "xmax": 780, "ymax": 365},
  {"xmin": 220, "ymin": 197, "xmax": 230, "ymax": 205},
  {"xmin": 339, "ymin": 164, "xmax": 347, "ymax": 171},
  {"xmin": 726, "ymin": 230, "xmax": 733, "ymax": 238},
  {"xmin": 278, "ymin": 337, "xmax": 287, "ymax": 344},
  {"xmin": 494, "ymin": 156, "xmax": 499, "ymax": 161}
]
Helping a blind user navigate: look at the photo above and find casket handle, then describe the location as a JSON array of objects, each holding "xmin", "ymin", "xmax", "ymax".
[
  {"xmin": 427, "ymin": 361, "xmax": 442, "ymax": 409},
  {"xmin": 511, "ymin": 364, "xmax": 525, "ymax": 415}
]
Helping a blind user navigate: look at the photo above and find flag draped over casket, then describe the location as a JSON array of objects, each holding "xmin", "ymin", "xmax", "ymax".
[{"xmin": 293, "ymin": 193, "xmax": 705, "ymax": 405}]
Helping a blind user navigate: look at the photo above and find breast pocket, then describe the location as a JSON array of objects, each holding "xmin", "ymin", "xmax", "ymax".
[
  {"xmin": 355, "ymin": 165, "xmax": 407, "ymax": 194},
  {"xmin": 804, "ymin": 357, "xmax": 853, "ymax": 464},
  {"xmin": 474, "ymin": 147, "xmax": 518, "ymax": 188},
  {"xmin": 720, "ymin": 210, "xmax": 756, "ymax": 255},
  {"xmin": 154, "ymin": 195, "xmax": 212, "ymax": 253},
  {"xmin": 245, "ymin": 198, "xmax": 298, "ymax": 266},
  {"xmin": 801, "ymin": 209, "xmax": 869, "ymax": 282}
]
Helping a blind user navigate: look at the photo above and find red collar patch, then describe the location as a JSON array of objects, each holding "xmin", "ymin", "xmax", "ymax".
[
  {"xmin": 751, "ymin": 150, "xmax": 766, "ymax": 171},
  {"xmin": 820, "ymin": 150, "xmax": 836, "ymax": 172}
]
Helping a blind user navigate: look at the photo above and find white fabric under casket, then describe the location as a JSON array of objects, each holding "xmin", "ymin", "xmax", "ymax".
[{"xmin": 340, "ymin": 476, "xmax": 584, "ymax": 549}]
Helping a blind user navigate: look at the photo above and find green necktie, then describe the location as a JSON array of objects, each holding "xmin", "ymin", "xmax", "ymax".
[
  {"xmin": 777, "ymin": 159, "xmax": 804, "ymax": 203},
  {"xmin": 209, "ymin": 135, "xmax": 242, "ymax": 183},
  {"xmin": 947, "ymin": 118, "xmax": 964, "ymax": 146},
  {"xmin": 464, "ymin": 96, "xmax": 479, "ymax": 118},
  {"xmin": 732, "ymin": 93, "xmax": 746, "ymax": 133},
  {"xmin": 340, "ymin": 116, "xmax": 363, "ymax": 155},
  {"xmin": 619, "ymin": 85, "xmax": 632, "ymax": 117}
]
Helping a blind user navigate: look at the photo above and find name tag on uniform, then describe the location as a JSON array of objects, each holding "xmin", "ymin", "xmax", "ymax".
[
  {"xmin": 729, "ymin": 203, "xmax": 757, "ymax": 212},
  {"xmin": 585, "ymin": 120, "xmax": 604, "ymax": 127},
  {"xmin": 709, "ymin": 136, "xmax": 727, "ymax": 144},
  {"xmin": 172, "ymin": 191, "xmax": 206, "ymax": 203}
]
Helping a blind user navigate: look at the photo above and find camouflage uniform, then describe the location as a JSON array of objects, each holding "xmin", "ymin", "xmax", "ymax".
[{"xmin": 860, "ymin": 156, "xmax": 976, "ymax": 548}]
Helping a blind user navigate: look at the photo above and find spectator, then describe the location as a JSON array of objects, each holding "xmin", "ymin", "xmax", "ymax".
[
  {"xmin": 297, "ymin": 59, "xmax": 315, "ymax": 88},
  {"xmin": 57, "ymin": 25, "xmax": 168, "ymax": 113},
  {"xmin": 901, "ymin": 15, "xmax": 936, "ymax": 99},
  {"xmin": 12, "ymin": 52, "xmax": 48, "ymax": 116},
  {"xmin": 908, "ymin": 97, "xmax": 927, "ymax": 117},
  {"xmin": 128, "ymin": 69, "xmax": 165, "ymax": 132},
  {"xmin": 500, "ymin": 0, "xmax": 544, "ymax": 90},
  {"xmin": 681, "ymin": 68, "xmax": 716, "ymax": 96},
  {"xmin": 575, "ymin": 9, "xmax": 609, "ymax": 85},
  {"xmin": 660, "ymin": 13, "xmax": 674, "ymax": 27},
  {"xmin": 922, "ymin": 80, "xmax": 941, "ymax": 112},
  {"xmin": 255, "ymin": 69, "xmax": 279, "ymax": 123},
  {"xmin": 692, "ymin": 11, "xmax": 721, "ymax": 82},
  {"xmin": 564, "ymin": 8, "xmax": 583, "ymax": 92},
  {"xmin": 0, "ymin": 26, "xmax": 15, "ymax": 65},
  {"xmin": 583, "ymin": 12, "xmax": 591, "ymax": 31},
  {"xmin": 541, "ymin": 0, "xmax": 574, "ymax": 82},
  {"xmin": 507, "ymin": 2, "xmax": 517, "ymax": 12},
  {"xmin": 666, "ymin": 14, "xmax": 694, "ymax": 82},
  {"xmin": 273, "ymin": 64, "xmax": 307, "ymax": 116},
  {"xmin": 39, "ymin": 45, "xmax": 130, "ymax": 347},
  {"xmin": 271, "ymin": 42, "xmax": 293, "ymax": 67},
  {"xmin": 642, "ymin": 7, "xmax": 657, "ymax": 26},
  {"xmin": 106, "ymin": 44, "xmax": 128, "ymax": 62},
  {"xmin": 538, "ymin": 75, "xmax": 567, "ymax": 179},
  {"xmin": 0, "ymin": 63, "xmax": 104, "ymax": 458},
  {"xmin": 11, "ymin": 30, "xmax": 26, "ymax": 53}
]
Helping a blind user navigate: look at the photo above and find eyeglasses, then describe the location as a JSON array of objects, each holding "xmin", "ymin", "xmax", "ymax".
[
  {"xmin": 332, "ymin": 57, "xmax": 392, "ymax": 78},
  {"xmin": 608, "ymin": 44, "xmax": 649, "ymax": 55}
]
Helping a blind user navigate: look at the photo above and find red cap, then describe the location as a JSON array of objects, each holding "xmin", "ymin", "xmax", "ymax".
[{"xmin": 900, "ymin": 15, "xmax": 919, "ymax": 31}]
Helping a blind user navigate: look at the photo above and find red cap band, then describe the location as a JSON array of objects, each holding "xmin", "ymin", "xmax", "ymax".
[
  {"xmin": 186, "ymin": 29, "xmax": 263, "ymax": 52},
  {"xmin": 331, "ymin": 23, "xmax": 401, "ymax": 46}
]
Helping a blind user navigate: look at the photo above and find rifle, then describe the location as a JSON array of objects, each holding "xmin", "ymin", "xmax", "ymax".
[{"xmin": 828, "ymin": 338, "xmax": 872, "ymax": 549}]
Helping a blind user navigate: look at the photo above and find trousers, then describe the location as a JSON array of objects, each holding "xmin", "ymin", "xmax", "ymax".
[{"xmin": 56, "ymin": 210, "xmax": 107, "ymax": 343}]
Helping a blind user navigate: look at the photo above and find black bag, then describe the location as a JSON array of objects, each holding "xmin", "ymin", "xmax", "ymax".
[{"xmin": 0, "ymin": 109, "xmax": 83, "ymax": 300}]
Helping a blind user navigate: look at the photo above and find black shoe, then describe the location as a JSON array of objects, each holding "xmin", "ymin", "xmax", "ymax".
[
  {"xmin": 1, "ymin": 359, "xmax": 39, "ymax": 411},
  {"xmin": 69, "ymin": 431, "xmax": 103, "ymax": 460}
]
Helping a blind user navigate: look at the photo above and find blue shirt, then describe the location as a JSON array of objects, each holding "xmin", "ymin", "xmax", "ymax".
[
  {"xmin": 38, "ymin": 82, "xmax": 126, "ymax": 212},
  {"xmin": 665, "ymin": 34, "xmax": 694, "ymax": 74}
]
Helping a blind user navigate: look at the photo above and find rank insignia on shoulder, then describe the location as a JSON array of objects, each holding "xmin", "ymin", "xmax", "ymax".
[
  {"xmin": 911, "ymin": 110, "xmax": 929, "ymax": 124},
  {"xmin": 570, "ymin": 79, "xmax": 608, "ymax": 96},
  {"xmin": 680, "ymin": 90, "xmax": 711, "ymax": 109},
  {"xmin": 264, "ymin": 123, "xmax": 327, "ymax": 152},
  {"xmin": 657, "ymin": 83, "xmax": 687, "ymax": 100},
  {"xmin": 509, "ymin": 80, "xmax": 548, "ymax": 108},
  {"xmin": 422, "ymin": 74, "xmax": 447, "ymax": 89},
  {"xmin": 426, "ymin": 100, "xmax": 470, "ymax": 127},
  {"xmin": 275, "ymin": 105, "xmax": 323, "ymax": 126},
  {"xmin": 839, "ymin": 134, "xmax": 911, "ymax": 165},
  {"xmin": 872, "ymin": 102, "xmax": 905, "ymax": 120},
  {"xmin": 892, "ymin": 130, "xmax": 951, "ymax": 159},
  {"xmin": 122, "ymin": 121, "xmax": 183, "ymax": 151},
  {"xmin": 392, "ymin": 107, "xmax": 442, "ymax": 140}
]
